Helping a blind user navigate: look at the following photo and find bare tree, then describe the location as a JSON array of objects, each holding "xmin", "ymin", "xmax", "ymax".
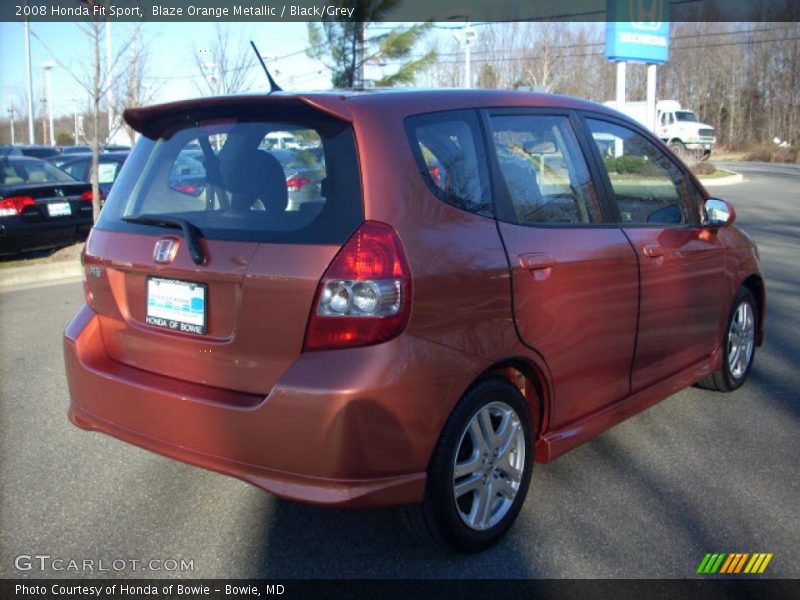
[
  {"xmin": 419, "ymin": 19, "xmax": 799, "ymax": 155},
  {"xmin": 32, "ymin": 2, "xmax": 134, "ymax": 220},
  {"xmin": 116, "ymin": 26, "xmax": 158, "ymax": 145},
  {"xmin": 521, "ymin": 23, "xmax": 567, "ymax": 92},
  {"xmin": 192, "ymin": 24, "xmax": 255, "ymax": 96}
]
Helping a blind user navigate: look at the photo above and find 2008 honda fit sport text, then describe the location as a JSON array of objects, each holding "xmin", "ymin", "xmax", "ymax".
[{"xmin": 64, "ymin": 90, "xmax": 765, "ymax": 552}]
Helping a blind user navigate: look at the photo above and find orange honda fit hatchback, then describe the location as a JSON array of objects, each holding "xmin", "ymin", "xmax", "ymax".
[{"xmin": 64, "ymin": 90, "xmax": 764, "ymax": 552}]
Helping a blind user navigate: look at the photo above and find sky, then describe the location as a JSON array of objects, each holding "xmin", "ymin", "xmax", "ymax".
[{"xmin": 0, "ymin": 21, "xmax": 441, "ymax": 121}]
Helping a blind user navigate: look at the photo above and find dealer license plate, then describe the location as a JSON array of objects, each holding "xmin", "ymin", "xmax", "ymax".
[{"xmin": 146, "ymin": 277, "xmax": 207, "ymax": 334}]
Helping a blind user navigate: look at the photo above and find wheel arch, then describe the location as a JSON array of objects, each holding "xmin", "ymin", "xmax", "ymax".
[
  {"xmin": 476, "ymin": 357, "xmax": 552, "ymax": 444},
  {"xmin": 741, "ymin": 273, "xmax": 766, "ymax": 346}
]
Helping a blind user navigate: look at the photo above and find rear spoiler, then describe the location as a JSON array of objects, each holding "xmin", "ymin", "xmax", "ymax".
[{"xmin": 123, "ymin": 93, "xmax": 354, "ymax": 139}]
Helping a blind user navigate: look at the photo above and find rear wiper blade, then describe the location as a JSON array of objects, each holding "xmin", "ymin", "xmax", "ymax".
[{"xmin": 122, "ymin": 214, "xmax": 205, "ymax": 265}]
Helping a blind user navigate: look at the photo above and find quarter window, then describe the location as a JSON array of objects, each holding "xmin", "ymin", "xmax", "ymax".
[
  {"xmin": 586, "ymin": 119, "xmax": 696, "ymax": 226},
  {"xmin": 489, "ymin": 114, "xmax": 602, "ymax": 225},
  {"xmin": 406, "ymin": 111, "xmax": 492, "ymax": 217}
]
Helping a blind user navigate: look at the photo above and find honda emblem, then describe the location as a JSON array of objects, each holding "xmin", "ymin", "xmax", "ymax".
[{"xmin": 153, "ymin": 238, "xmax": 177, "ymax": 264}]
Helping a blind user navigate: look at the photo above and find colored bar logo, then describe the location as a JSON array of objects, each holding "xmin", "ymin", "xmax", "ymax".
[{"xmin": 697, "ymin": 552, "xmax": 773, "ymax": 574}]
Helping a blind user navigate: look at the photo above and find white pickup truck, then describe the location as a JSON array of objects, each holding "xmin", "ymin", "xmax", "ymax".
[{"xmin": 604, "ymin": 99, "xmax": 716, "ymax": 160}]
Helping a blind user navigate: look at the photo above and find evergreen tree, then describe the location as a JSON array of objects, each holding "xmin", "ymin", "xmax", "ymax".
[{"xmin": 306, "ymin": 0, "xmax": 436, "ymax": 88}]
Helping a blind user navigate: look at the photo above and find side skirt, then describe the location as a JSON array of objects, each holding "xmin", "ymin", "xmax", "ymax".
[{"xmin": 533, "ymin": 348, "xmax": 722, "ymax": 463}]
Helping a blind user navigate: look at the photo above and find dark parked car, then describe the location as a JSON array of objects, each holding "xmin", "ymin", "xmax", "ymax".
[
  {"xmin": 0, "ymin": 145, "xmax": 22, "ymax": 157},
  {"xmin": 65, "ymin": 90, "xmax": 764, "ymax": 552},
  {"xmin": 0, "ymin": 156, "xmax": 95, "ymax": 255},
  {"xmin": 269, "ymin": 147, "xmax": 325, "ymax": 210},
  {"xmin": 13, "ymin": 144, "xmax": 60, "ymax": 160},
  {"xmin": 59, "ymin": 145, "xmax": 92, "ymax": 155},
  {"xmin": 103, "ymin": 144, "xmax": 131, "ymax": 152},
  {"xmin": 167, "ymin": 150, "xmax": 208, "ymax": 196},
  {"xmin": 51, "ymin": 153, "xmax": 90, "ymax": 170},
  {"xmin": 57, "ymin": 152, "xmax": 129, "ymax": 196}
]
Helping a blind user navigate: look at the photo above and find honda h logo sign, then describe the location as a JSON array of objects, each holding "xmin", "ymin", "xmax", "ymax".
[
  {"xmin": 606, "ymin": 0, "xmax": 670, "ymax": 65},
  {"xmin": 153, "ymin": 238, "xmax": 178, "ymax": 264}
]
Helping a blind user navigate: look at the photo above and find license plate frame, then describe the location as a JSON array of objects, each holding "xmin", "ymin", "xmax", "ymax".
[
  {"xmin": 47, "ymin": 202, "xmax": 71, "ymax": 217},
  {"xmin": 145, "ymin": 277, "xmax": 207, "ymax": 335}
]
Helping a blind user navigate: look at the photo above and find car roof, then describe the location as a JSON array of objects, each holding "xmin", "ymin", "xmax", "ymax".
[
  {"xmin": 10, "ymin": 144, "xmax": 56, "ymax": 149},
  {"xmin": 59, "ymin": 151, "xmax": 129, "ymax": 163},
  {"xmin": 2, "ymin": 155, "xmax": 50, "ymax": 165},
  {"xmin": 124, "ymin": 88, "xmax": 616, "ymax": 134}
]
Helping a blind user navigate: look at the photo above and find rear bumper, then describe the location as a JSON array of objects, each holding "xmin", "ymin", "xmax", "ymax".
[
  {"xmin": 0, "ymin": 219, "xmax": 91, "ymax": 255},
  {"xmin": 64, "ymin": 304, "xmax": 484, "ymax": 507}
]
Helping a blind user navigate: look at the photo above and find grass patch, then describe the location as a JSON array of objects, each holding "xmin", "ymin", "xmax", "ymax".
[
  {"xmin": 697, "ymin": 168, "xmax": 736, "ymax": 179},
  {"xmin": 689, "ymin": 162, "xmax": 735, "ymax": 179},
  {"xmin": 744, "ymin": 143, "xmax": 799, "ymax": 163}
]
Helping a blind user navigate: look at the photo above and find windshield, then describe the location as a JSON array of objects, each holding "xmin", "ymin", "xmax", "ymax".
[
  {"xmin": 96, "ymin": 109, "xmax": 363, "ymax": 245},
  {"xmin": 1, "ymin": 157, "xmax": 77, "ymax": 186},
  {"xmin": 675, "ymin": 111, "xmax": 697, "ymax": 122}
]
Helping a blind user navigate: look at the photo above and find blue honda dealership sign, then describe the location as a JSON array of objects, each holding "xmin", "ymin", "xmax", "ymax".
[{"xmin": 606, "ymin": 0, "xmax": 670, "ymax": 64}]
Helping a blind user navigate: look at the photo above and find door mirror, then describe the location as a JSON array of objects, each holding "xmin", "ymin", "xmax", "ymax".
[{"xmin": 702, "ymin": 197, "xmax": 736, "ymax": 227}]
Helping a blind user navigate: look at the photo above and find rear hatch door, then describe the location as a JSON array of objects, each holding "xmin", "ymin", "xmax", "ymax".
[{"xmin": 83, "ymin": 98, "xmax": 363, "ymax": 395}]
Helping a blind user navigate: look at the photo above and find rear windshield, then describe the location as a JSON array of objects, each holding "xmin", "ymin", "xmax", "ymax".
[
  {"xmin": 1, "ymin": 157, "xmax": 76, "ymax": 186},
  {"xmin": 96, "ymin": 106, "xmax": 362, "ymax": 244}
]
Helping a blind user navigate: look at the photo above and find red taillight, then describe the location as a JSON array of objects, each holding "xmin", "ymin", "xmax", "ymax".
[
  {"xmin": 286, "ymin": 176, "xmax": 311, "ymax": 192},
  {"xmin": 81, "ymin": 234, "xmax": 96, "ymax": 308},
  {"xmin": 428, "ymin": 165, "xmax": 441, "ymax": 185},
  {"xmin": 303, "ymin": 221, "xmax": 412, "ymax": 351},
  {"xmin": 171, "ymin": 183, "xmax": 205, "ymax": 197},
  {"xmin": 0, "ymin": 195, "xmax": 36, "ymax": 217},
  {"xmin": 80, "ymin": 190, "xmax": 104, "ymax": 202}
]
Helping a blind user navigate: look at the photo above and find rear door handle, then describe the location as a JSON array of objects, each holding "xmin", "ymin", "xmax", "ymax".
[
  {"xmin": 519, "ymin": 253, "xmax": 555, "ymax": 270},
  {"xmin": 643, "ymin": 245, "xmax": 665, "ymax": 258}
]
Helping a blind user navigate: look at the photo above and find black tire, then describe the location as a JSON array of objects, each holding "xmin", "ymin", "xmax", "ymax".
[
  {"xmin": 669, "ymin": 139, "xmax": 686, "ymax": 158},
  {"xmin": 400, "ymin": 377, "xmax": 534, "ymax": 552},
  {"xmin": 697, "ymin": 287, "xmax": 758, "ymax": 392}
]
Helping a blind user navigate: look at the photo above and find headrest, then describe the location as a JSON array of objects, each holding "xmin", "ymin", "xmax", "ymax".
[{"xmin": 222, "ymin": 150, "xmax": 287, "ymax": 212}]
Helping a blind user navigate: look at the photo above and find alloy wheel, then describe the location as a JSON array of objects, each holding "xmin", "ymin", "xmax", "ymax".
[
  {"xmin": 727, "ymin": 300, "xmax": 755, "ymax": 380},
  {"xmin": 452, "ymin": 401, "xmax": 526, "ymax": 531}
]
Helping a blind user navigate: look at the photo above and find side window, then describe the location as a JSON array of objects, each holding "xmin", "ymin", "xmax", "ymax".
[
  {"xmin": 97, "ymin": 162, "xmax": 118, "ymax": 184},
  {"xmin": 62, "ymin": 161, "xmax": 87, "ymax": 180},
  {"xmin": 586, "ymin": 118, "xmax": 697, "ymax": 226},
  {"xmin": 406, "ymin": 111, "xmax": 492, "ymax": 217},
  {"xmin": 489, "ymin": 114, "xmax": 602, "ymax": 225}
]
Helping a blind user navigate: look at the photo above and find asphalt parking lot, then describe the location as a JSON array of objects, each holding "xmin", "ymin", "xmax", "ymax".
[{"xmin": 0, "ymin": 161, "xmax": 797, "ymax": 579}]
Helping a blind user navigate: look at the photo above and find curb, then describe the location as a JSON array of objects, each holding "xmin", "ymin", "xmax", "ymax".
[
  {"xmin": 699, "ymin": 171, "xmax": 744, "ymax": 186},
  {"xmin": 0, "ymin": 260, "xmax": 82, "ymax": 291}
]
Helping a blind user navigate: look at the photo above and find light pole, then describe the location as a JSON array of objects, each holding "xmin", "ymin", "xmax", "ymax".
[
  {"xmin": 7, "ymin": 104, "xmax": 15, "ymax": 145},
  {"xmin": 201, "ymin": 60, "xmax": 218, "ymax": 95},
  {"xmin": 463, "ymin": 22, "xmax": 476, "ymax": 89},
  {"xmin": 41, "ymin": 60, "xmax": 56, "ymax": 146},
  {"xmin": 106, "ymin": 20, "xmax": 114, "ymax": 140},
  {"xmin": 448, "ymin": 16, "xmax": 476, "ymax": 89},
  {"xmin": 24, "ymin": 20, "xmax": 35, "ymax": 143}
]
